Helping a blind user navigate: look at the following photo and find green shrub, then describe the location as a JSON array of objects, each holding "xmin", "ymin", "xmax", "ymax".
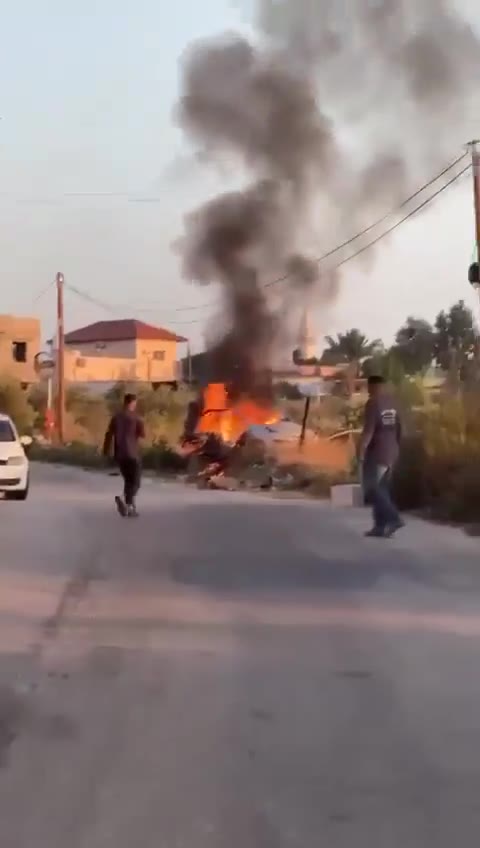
[
  {"xmin": 392, "ymin": 435, "xmax": 428, "ymax": 511},
  {"xmin": 393, "ymin": 392, "xmax": 480, "ymax": 522},
  {"xmin": 142, "ymin": 442, "xmax": 188, "ymax": 473},
  {"xmin": 0, "ymin": 377, "xmax": 35, "ymax": 434},
  {"xmin": 31, "ymin": 439, "xmax": 187, "ymax": 475},
  {"xmin": 29, "ymin": 441, "xmax": 104, "ymax": 468}
]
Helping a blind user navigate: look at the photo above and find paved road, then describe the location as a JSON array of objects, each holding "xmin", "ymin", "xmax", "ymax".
[{"xmin": 1, "ymin": 464, "xmax": 480, "ymax": 847}]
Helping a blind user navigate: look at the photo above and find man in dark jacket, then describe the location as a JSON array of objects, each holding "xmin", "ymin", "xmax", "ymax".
[
  {"xmin": 103, "ymin": 393, "xmax": 145, "ymax": 517},
  {"xmin": 358, "ymin": 375, "xmax": 404, "ymax": 539}
]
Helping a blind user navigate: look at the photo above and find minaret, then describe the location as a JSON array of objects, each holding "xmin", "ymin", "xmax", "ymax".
[{"xmin": 298, "ymin": 306, "xmax": 317, "ymax": 362}]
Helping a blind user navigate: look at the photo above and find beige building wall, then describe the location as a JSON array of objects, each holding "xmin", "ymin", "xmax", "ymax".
[
  {"xmin": 0, "ymin": 314, "xmax": 41, "ymax": 384},
  {"xmin": 64, "ymin": 337, "xmax": 183, "ymax": 385},
  {"xmin": 134, "ymin": 339, "xmax": 179, "ymax": 382},
  {"xmin": 64, "ymin": 350, "xmax": 138, "ymax": 383},
  {"xmin": 65, "ymin": 338, "xmax": 136, "ymax": 359}
]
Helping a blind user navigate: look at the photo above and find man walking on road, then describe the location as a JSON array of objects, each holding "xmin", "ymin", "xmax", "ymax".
[
  {"xmin": 358, "ymin": 375, "xmax": 404, "ymax": 539},
  {"xmin": 103, "ymin": 393, "xmax": 145, "ymax": 518}
]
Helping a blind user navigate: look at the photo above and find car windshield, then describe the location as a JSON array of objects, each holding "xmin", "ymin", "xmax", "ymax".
[{"xmin": 0, "ymin": 420, "xmax": 15, "ymax": 442}]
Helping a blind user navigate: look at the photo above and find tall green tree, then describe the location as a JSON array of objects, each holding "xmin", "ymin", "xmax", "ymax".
[
  {"xmin": 325, "ymin": 329, "xmax": 382, "ymax": 397},
  {"xmin": 393, "ymin": 317, "xmax": 435, "ymax": 375},
  {"xmin": 434, "ymin": 301, "xmax": 477, "ymax": 383},
  {"xmin": 325, "ymin": 329, "xmax": 381, "ymax": 362},
  {"xmin": 363, "ymin": 349, "xmax": 406, "ymax": 386}
]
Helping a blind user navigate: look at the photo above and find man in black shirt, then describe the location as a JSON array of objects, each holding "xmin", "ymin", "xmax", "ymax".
[
  {"xmin": 103, "ymin": 393, "xmax": 145, "ymax": 518},
  {"xmin": 358, "ymin": 375, "xmax": 404, "ymax": 539}
]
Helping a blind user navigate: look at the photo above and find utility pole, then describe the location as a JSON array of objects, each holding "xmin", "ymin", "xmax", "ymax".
[
  {"xmin": 467, "ymin": 142, "xmax": 480, "ymax": 301},
  {"xmin": 56, "ymin": 272, "xmax": 65, "ymax": 444},
  {"xmin": 187, "ymin": 341, "xmax": 193, "ymax": 384},
  {"xmin": 468, "ymin": 141, "xmax": 480, "ymax": 260},
  {"xmin": 467, "ymin": 142, "xmax": 480, "ymax": 373}
]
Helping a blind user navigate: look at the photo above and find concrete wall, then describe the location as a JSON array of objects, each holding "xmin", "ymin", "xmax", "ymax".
[{"xmin": 0, "ymin": 314, "xmax": 41, "ymax": 385}]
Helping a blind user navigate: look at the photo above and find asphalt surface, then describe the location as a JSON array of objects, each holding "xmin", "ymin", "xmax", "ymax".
[{"xmin": 1, "ymin": 464, "xmax": 480, "ymax": 847}]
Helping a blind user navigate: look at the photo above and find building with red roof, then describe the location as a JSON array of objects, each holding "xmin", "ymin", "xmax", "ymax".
[{"xmin": 62, "ymin": 318, "xmax": 188, "ymax": 388}]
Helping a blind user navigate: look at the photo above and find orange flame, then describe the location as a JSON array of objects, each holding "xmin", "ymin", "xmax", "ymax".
[{"xmin": 197, "ymin": 383, "xmax": 279, "ymax": 443}]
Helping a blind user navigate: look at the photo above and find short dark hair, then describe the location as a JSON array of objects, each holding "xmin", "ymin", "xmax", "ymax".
[
  {"xmin": 124, "ymin": 393, "xmax": 137, "ymax": 406},
  {"xmin": 367, "ymin": 375, "xmax": 385, "ymax": 387}
]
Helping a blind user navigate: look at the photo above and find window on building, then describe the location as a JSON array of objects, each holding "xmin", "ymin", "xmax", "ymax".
[
  {"xmin": 153, "ymin": 350, "xmax": 165, "ymax": 361},
  {"xmin": 12, "ymin": 341, "xmax": 27, "ymax": 363}
]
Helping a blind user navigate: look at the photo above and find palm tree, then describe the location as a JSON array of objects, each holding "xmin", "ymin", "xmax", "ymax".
[
  {"xmin": 324, "ymin": 329, "xmax": 382, "ymax": 396},
  {"xmin": 324, "ymin": 329, "xmax": 381, "ymax": 362}
]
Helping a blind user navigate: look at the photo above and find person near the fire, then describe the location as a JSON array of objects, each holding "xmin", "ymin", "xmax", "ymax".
[
  {"xmin": 103, "ymin": 393, "xmax": 145, "ymax": 518},
  {"xmin": 358, "ymin": 375, "xmax": 404, "ymax": 539}
]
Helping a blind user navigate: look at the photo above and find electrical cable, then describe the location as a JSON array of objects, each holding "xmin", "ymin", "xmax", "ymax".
[{"xmin": 63, "ymin": 154, "xmax": 471, "ymax": 325}]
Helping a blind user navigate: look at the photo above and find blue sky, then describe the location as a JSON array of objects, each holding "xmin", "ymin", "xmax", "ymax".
[{"xmin": 1, "ymin": 0, "xmax": 480, "ymax": 353}]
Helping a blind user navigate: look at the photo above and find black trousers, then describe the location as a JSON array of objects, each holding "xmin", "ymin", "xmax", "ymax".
[{"xmin": 118, "ymin": 458, "xmax": 141, "ymax": 506}]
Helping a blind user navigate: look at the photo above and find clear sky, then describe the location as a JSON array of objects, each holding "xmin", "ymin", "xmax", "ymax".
[{"xmin": 1, "ymin": 0, "xmax": 480, "ymax": 353}]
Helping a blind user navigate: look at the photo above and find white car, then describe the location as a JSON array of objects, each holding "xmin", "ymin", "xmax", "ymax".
[{"xmin": 0, "ymin": 414, "xmax": 31, "ymax": 501}]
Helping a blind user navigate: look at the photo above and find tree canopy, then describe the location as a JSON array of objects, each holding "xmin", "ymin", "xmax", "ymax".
[
  {"xmin": 324, "ymin": 329, "xmax": 381, "ymax": 362},
  {"xmin": 434, "ymin": 300, "xmax": 477, "ymax": 381},
  {"xmin": 393, "ymin": 317, "xmax": 436, "ymax": 375},
  {"xmin": 332, "ymin": 301, "xmax": 478, "ymax": 386}
]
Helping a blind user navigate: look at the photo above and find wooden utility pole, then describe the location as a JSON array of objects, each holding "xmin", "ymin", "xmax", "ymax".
[
  {"xmin": 468, "ymin": 141, "xmax": 480, "ymax": 260},
  {"xmin": 187, "ymin": 341, "xmax": 193, "ymax": 384},
  {"xmin": 56, "ymin": 272, "xmax": 65, "ymax": 444},
  {"xmin": 467, "ymin": 143, "xmax": 480, "ymax": 372}
]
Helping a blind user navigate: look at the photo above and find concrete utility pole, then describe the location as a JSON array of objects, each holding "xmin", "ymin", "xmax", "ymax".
[{"xmin": 56, "ymin": 272, "xmax": 65, "ymax": 444}]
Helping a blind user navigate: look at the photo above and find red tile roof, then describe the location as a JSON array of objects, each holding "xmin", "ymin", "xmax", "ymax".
[{"xmin": 64, "ymin": 319, "xmax": 187, "ymax": 345}]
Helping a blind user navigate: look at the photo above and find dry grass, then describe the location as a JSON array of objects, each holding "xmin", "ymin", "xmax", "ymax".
[{"xmin": 272, "ymin": 435, "xmax": 355, "ymax": 474}]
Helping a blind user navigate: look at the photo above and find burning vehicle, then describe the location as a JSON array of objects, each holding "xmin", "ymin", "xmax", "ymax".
[
  {"xmin": 180, "ymin": 382, "xmax": 284, "ymax": 487},
  {"xmin": 179, "ymin": 382, "xmax": 334, "ymax": 489}
]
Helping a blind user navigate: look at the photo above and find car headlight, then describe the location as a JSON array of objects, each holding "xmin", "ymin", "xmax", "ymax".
[{"xmin": 7, "ymin": 456, "xmax": 26, "ymax": 466}]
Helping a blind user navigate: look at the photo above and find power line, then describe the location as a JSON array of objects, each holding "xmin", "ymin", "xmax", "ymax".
[
  {"xmin": 64, "ymin": 282, "xmax": 199, "ymax": 325},
  {"xmin": 263, "ymin": 152, "xmax": 469, "ymax": 289},
  {"xmin": 130, "ymin": 150, "xmax": 470, "ymax": 312},
  {"xmin": 32, "ymin": 280, "xmax": 55, "ymax": 305},
  {"xmin": 336, "ymin": 163, "xmax": 470, "ymax": 270},
  {"xmin": 321, "ymin": 151, "xmax": 469, "ymax": 261},
  {"xmin": 61, "ymin": 152, "xmax": 471, "ymax": 326},
  {"xmin": 1, "ymin": 151, "xmax": 468, "ymax": 207},
  {"xmin": 65, "ymin": 283, "xmax": 123, "ymax": 316},
  {"xmin": 155, "ymin": 160, "xmax": 471, "ymax": 326}
]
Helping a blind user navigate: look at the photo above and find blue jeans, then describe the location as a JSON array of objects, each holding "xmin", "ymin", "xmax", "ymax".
[{"xmin": 363, "ymin": 462, "xmax": 400, "ymax": 531}]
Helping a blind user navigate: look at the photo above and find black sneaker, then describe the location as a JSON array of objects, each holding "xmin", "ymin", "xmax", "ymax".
[
  {"xmin": 364, "ymin": 527, "xmax": 386, "ymax": 538},
  {"xmin": 384, "ymin": 519, "xmax": 405, "ymax": 539},
  {"xmin": 115, "ymin": 496, "xmax": 127, "ymax": 517}
]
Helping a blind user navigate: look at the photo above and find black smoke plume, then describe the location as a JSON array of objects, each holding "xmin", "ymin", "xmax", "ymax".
[{"xmin": 176, "ymin": 0, "xmax": 480, "ymax": 394}]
